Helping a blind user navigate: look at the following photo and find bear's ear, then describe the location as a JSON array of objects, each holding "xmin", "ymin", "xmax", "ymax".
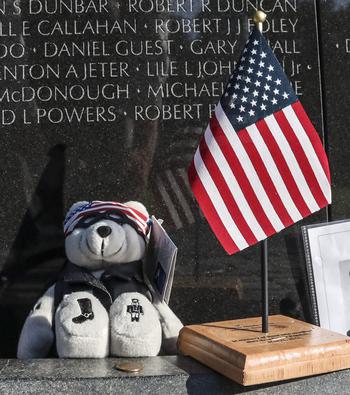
[
  {"xmin": 66, "ymin": 201, "xmax": 89, "ymax": 219},
  {"xmin": 124, "ymin": 201, "xmax": 149, "ymax": 217}
]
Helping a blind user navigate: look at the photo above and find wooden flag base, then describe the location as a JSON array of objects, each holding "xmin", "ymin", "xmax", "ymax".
[{"xmin": 178, "ymin": 315, "xmax": 350, "ymax": 386}]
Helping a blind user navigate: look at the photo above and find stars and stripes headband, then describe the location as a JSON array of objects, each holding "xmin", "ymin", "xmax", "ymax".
[{"xmin": 63, "ymin": 201, "xmax": 151, "ymax": 237}]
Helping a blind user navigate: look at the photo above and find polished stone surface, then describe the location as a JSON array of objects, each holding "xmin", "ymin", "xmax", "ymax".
[
  {"xmin": 0, "ymin": 0, "xmax": 342, "ymax": 357},
  {"xmin": 318, "ymin": 0, "xmax": 350, "ymax": 220},
  {"xmin": 1, "ymin": 356, "xmax": 350, "ymax": 394}
]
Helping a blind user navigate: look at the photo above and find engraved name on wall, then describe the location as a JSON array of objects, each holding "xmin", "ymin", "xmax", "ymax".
[{"xmin": 0, "ymin": 0, "xmax": 308, "ymax": 126}]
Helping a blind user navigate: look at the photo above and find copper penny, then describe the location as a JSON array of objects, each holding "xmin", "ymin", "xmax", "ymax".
[{"xmin": 115, "ymin": 362, "xmax": 143, "ymax": 373}]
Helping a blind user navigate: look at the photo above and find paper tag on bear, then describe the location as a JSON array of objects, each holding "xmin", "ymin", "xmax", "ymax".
[{"xmin": 144, "ymin": 216, "xmax": 177, "ymax": 304}]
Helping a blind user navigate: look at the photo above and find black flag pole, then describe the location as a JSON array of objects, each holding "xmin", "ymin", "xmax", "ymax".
[
  {"xmin": 261, "ymin": 239, "xmax": 269, "ymax": 333},
  {"xmin": 253, "ymin": 10, "xmax": 269, "ymax": 334}
]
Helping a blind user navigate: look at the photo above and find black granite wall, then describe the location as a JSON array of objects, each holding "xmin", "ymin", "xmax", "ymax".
[{"xmin": 0, "ymin": 0, "xmax": 348, "ymax": 356}]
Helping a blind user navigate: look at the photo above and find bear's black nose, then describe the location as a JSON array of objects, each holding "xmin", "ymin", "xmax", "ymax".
[{"xmin": 97, "ymin": 226, "xmax": 112, "ymax": 238}]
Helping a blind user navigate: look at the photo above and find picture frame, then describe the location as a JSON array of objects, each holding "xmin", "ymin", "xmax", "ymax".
[{"xmin": 302, "ymin": 219, "xmax": 350, "ymax": 335}]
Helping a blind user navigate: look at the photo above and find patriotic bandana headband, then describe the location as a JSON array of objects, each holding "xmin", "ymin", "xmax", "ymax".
[{"xmin": 63, "ymin": 201, "xmax": 151, "ymax": 237}]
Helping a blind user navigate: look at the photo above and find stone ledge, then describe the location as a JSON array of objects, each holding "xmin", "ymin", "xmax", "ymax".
[{"xmin": 0, "ymin": 356, "xmax": 350, "ymax": 394}]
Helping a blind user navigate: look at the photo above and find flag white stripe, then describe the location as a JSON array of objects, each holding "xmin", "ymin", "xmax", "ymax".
[
  {"xmin": 178, "ymin": 167, "xmax": 205, "ymax": 218},
  {"xmin": 177, "ymin": 168, "xmax": 194, "ymax": 197},
  {"xmin": 65, "ymin": 206, "xmax": 147, "ymax": 232},
  {"xmin": 194, "ymin": 148, "xmax": 249, "ymax": 250},
  {"xmin": 96, "ymin": 202, "xmax": 149, "ymax": 224},
  {"xmin": 65, "ymin": 204, "xmax": 120, "ymax": 229},
  {"xmin": 98, "ymin": 204, "xmax": 148, "ymax": 231},
  {"xmin": 265, "ymin": 114, "xmax": 320, "ymax": 212},
  {"xmin": 283, "ymin": 105, "xmax": 331, "ymax": 202},
  {"xmin": 117, "ymin": 209, "xmax": 147, "ymax": 230},
  {"xmin": 66, "ymin": 212, "xmax": 146, "ymax": 235},
  {"xmin": 165, "ymin": 170, "xmax": 195, "ymax": 225},
  {"xmin": 156, "ymin": 177, "xmax": 183, "ymax": 230},
  {"xmin": 246, "ymin": 124, "xmax": 303, "ymax": 222},
  {"xmin": 91, "ymin": 201, "xmax": 149, "ymax": 223},
  {"xmin": 65, "ymin": 219, "xmax": 80, "ymax": 233},
  {"xmin": 124, "ymin": 213, "xmax": 148, "ymax": 232},
  {"xmin": 215, "ymin": 103, "xmax": 284, "ymax": 232},
  {"xmin": 64, "ymin": 204, "xmax": 148, "ymax": 234},
  {"xmin": 204, "ymin": 126, "xmax": 267, "ymax": 241}
]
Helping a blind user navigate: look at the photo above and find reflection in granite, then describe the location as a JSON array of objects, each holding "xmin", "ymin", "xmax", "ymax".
[
  {"xmin": 0, "ymin": 0, "xmax": 335, "ymax": 357},
  {"xmin": 318, "ymin": 0, "xmax": 350, "ymax": 220},
  {"xmin": 0, "ymin": 357, "xmax": 186, "ymax": 379}
]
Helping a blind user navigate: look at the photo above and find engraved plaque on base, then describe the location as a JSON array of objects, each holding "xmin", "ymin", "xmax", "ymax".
[{"xmin": 178, "ymin": 315, "xmax": 350, "ymax": 386}]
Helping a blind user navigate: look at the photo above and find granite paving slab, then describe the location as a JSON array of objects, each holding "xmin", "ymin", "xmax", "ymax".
[{"xmin": 0, "ymin": 356, "xmax": 350, "ymax": 394}]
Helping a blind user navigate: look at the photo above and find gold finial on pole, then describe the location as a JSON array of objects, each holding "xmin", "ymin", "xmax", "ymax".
[{"xmin": 253, "ymin": 10, "xmax": 267, "ymax": 33}]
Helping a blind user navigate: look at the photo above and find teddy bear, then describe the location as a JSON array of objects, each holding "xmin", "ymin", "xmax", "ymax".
[{"xmin": 17, "ymin": 200, "xmax": 183, "ymax": 358}]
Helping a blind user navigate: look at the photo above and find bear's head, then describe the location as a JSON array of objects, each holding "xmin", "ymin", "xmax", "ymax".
[{"xmin": 64, "ymin": 200, "xmax": 150, "ymax": 271}]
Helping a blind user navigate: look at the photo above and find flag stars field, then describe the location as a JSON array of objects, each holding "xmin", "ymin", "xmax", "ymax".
[{"xmin": 221, "ymin": 34, "xmax": 297, "ymax": 128}]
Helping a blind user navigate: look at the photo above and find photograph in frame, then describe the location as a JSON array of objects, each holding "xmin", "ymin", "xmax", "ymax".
[{"xmin": 302, "ymin": 219, "xmax": 350, "ymax": 335}]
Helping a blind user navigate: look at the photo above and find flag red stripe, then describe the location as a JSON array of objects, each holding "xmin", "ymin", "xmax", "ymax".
[
  {"xmin": 198, "ymin": 135, "xmax": 258, "ymax": 246},
  {"xmin": 188, "ymin": 160, "xmax": 239, "ymax": 254},
  {"xmin": 210, "ymin": 115, "xmax": 276, "ymax": 237},
  {"xmin": 274, "ymin": 110, "xmax": 329, "ymax": 209},
  {"xmin": 256, "ymin": 118, "xmax": 311, "ymax": 218},
  {"xmin": 292, "ymin": 101, "xmax": 331, "ymax": 182},
  {"xmin": 238, "ymin": 128, "xmax": 294, "ymax": 228}
]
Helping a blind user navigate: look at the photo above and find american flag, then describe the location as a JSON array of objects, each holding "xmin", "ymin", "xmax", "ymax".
[
  {"xmin": 188, "ymin": 27, "xmax": 331, "ymax": 255},
  {"xmin": 63, "ymin": 200, "xmax": 151, "ymax": 237}
]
